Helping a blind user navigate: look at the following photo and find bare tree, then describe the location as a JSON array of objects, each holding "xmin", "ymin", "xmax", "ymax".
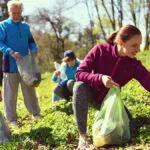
[
  {"xmin": 101, "ymin": 0, "xmax": 116, "ymax": 30},
  {"xmin": 129, "ymin": 0, "xmax": 137, "ymax": 26},
  {"xmin": 93, "ymin": 0, "xmax": 124, "ymax": 41},
  {"xmin": 116, "ymin": 0, "xmax": 123, "ymax": 27},
  {"xmin": 83, "ymin": 0, "xmax": 96, "ymax": 47},
  {"xmin": 147, "ymin": 0, "xmax": 150, "ymax": 14},
  {"xmin": 144, "ymin": 0, "xmax": 150, "ymax": 49},
  {"xmin": 27, "ymin": 0, "xmax": 79, "ymax": 62},
  {"xmin": 94, "ymin": 0, "xmax": 107, "ymax": 41}
]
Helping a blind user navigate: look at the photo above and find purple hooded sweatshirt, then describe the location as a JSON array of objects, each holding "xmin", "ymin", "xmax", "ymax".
[{"xmin": 75, "ymin": 43, "xmax": 150, "ymax": 103}]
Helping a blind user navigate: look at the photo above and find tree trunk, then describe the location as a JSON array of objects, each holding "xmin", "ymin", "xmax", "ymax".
[
  {"xmin": 94, "ymin": 0, "xmax": 107, "ymax": 41},
  {"xmin": 144, "ymin": 11, "xmax": 150, "ymax": 50},
  {"xmin": 84, "ymin": 0, "xmax": 96, "ymax": 47},
  {"xmin": 101, "ymin": 0, "xmax": 116, "ymax": 30}
]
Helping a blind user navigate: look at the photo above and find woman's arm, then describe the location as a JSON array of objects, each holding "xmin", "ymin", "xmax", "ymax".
[
  {"xmin": 75, "ymin": 45, "xmax": 103, "ymax": 90},
  {"xmin": 133, "ymin": 60, "xmax": 150, "ymax": 91}
]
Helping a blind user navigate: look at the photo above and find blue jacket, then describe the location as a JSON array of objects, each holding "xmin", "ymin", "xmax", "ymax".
[
  {"xmin": 52, "ymin": 59, "xmax": 81, "ymax": 86},
  {"xmin": 0, "ymin": 18, "xmax": 38, "ymax": 72}
]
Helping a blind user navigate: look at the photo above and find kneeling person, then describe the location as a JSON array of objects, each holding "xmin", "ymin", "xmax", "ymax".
[{"xmin": 52, "ymin": 50, "xmax": 81, "ymax": 101}]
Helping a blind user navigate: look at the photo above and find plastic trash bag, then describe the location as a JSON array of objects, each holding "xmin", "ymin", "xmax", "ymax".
[
  {"xmin": 92, "ymin": 86, "xmax": 130, "ymax": 147},
  {"xmin": 53, "ymin": 61, "xmax": 67, "ymax": 82},
  {"xmin": 54, "ymin": 61, "xmax": 61, "ymax": 82},
  {"xmin": 17, "ymin": 55, "xmax": 41, "ymax": 87},
  {"xmin": 0, "ymin": 112, "xmax": 11, "ymax": 143},
  {"xmin": 52, "ymin": 62, "xmax": 62, "ymax": 102},
  {"xmin": 54, "ymin": 61, "xmax": 61, "ymax": 71}
]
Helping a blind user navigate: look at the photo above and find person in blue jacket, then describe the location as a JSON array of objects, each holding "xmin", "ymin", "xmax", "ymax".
[
  {"xmin": 0, "ymin": 0, "xmax": 41, "ymax": 127},
  {"xmin": 52, "ymin": 50, "xmax": 81, "ymax": 101}
]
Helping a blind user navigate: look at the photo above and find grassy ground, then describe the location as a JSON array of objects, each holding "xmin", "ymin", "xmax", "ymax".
[{"xmin": 0, "ymin": 51, "xmax": 150, "ymax": 149}]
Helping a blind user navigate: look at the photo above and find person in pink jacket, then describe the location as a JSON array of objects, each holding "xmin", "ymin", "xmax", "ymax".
[{"xmin": 73, "ymin": 24, "xmax": 150, "ymax": 149}]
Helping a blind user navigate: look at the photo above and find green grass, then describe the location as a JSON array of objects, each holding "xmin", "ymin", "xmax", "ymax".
[{"xmin": 0, "ymin": 51, "xmax": 150, "ymax": 149}]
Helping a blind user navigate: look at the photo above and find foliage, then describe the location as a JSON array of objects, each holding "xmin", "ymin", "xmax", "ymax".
[
  {"xmin": 28, "ymin": 2, "xmax": 81, "ymax": 65},
  {"xmin": 33, "ymin": 32, "xmax": 81, "ymax": 72},
  {"xmin": 24, "ymin": 0, "xmax": 150, "ymax": 74},
  {"xmin": 0, "ymin": 51, "xmax": 150, "ymax": 149}
]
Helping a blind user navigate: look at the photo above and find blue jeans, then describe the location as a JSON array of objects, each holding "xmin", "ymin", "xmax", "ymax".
[{"xmin": 52, "ymin": 92, "xmax": 62, "ymax": 102}]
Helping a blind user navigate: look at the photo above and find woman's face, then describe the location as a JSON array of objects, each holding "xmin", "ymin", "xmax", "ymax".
[
  {"xmin": 66, "ymin": 59, "xmax": 76, "ymax": 67},
  {"xmin": 119, "ymin": 35, "xmax": 142, "ymax": 58}
]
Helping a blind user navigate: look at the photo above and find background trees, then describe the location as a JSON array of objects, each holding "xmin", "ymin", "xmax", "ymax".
[
  {"xmin": 29, "ymin": 0, "xmax": 150, "ymax": 71},
  {"xmin": 0, "ymin": 0, "xmax": 149, "ymax": 73}
]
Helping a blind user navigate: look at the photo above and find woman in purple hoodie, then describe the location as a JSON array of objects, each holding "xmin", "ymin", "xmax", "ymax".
[{"xmin": 73, "ymin": 24, "xmax": 150, "ymax": 149}]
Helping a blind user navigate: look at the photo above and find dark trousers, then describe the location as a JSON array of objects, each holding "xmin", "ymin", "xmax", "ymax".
[{"xmin": 53, "ymin": 80, "xmax": 74, "ymax": 101}]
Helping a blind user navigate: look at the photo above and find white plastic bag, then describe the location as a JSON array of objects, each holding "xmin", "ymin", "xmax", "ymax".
[
  {"xmin": 92, "ymin": 86, "xmax": 130, "ymax": 147},
  {"xmin": 54, "ymin": 61, "xmax": 67, "ymax": 81},
  {"xmin": 17, "ymin": 55, "xmax": 41, "ymax": 87},
  {"xmin": 54, "ymin": 61, "xmax": 61, "ymax": 70},
  {"xmin": 0, "ymin": 112, "xmax": 11, "ymax": 143}
]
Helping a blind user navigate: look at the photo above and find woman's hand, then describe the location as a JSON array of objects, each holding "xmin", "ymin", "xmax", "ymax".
[
  {"xmin": 101, "ymin": 75, "xmax": 120, "ymax": 88},
  {"xmin": 53, "ymin": 70, "xmax": 61, "ymax": 77}
]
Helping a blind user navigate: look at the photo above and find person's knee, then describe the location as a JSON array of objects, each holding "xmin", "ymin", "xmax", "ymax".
[
  {"xmin": 53, "ymin": 85, "xmax": 61, "ymax": 95},
  {"xmin": 72, "ymin": 82, "xmax": 89, "ymax": 109},
  {"xmin": 67, "ymin": 80, "xmax": 74, "ymax": 87},
  {"xmin": 67, "ymin": 80, "xmax": 74, "ymax": 93},
  {"xmin": 73, "ymin": 81, "xmax": 87, "ymax": 94}
]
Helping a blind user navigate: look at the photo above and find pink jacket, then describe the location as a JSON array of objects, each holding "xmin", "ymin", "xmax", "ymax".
[{"xmin": 75, "ymin": 43, "xmax": 150, "ymax": 103}]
